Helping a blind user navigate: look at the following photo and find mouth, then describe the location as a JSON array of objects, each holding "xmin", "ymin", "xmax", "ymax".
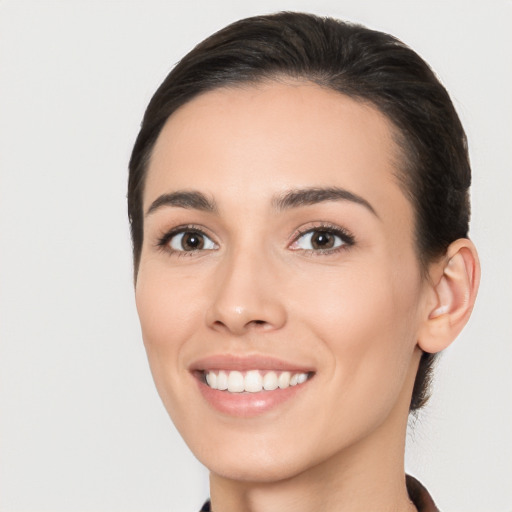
[{"xmin": 190, "ymin": 355, "xmax": 316, "ymax": 417}]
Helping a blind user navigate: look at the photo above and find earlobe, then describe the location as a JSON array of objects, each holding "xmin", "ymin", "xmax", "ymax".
[{"xmin": 418, "ymin": 238, "xmax": 480, "ymax": 354}]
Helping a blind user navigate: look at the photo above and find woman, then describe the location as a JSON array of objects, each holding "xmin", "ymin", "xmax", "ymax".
[{"xmin": 128, "ymin": 12, "xmax": 479, "ymax": 511}]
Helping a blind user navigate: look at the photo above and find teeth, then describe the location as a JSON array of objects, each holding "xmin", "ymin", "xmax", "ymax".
[
  {"xmin": 205, "ymin": 372, "xmax": 217, "ymax": 389},
  {"xmin": 217, "ymin": 370, "xmax": 228, "ymax": 390},
  {"xmin": 204, "ymin": 370, "xmax": 310, "ymax": 392},
  {"xmin": 263, "ymin": 372, "xmax": 278, "ymax": 391},
  {"xmin": 278, "ymin": 371, "xmax": 291, "ymax": 389},
  {"xmin": 297, "ymin": 373, "xmax": 308, "ymax": 384},
  {"xmin": 227, "ymin": 371, "xmax": 244, "ymax": 392},
  {"xmin": 244, "ymin": 370, "xmax": 263, "ymax": 392}
]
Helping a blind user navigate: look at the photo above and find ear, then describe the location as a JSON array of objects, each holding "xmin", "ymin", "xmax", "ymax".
[{"xmin": 417, "ymin": 238, "xmax": 480, "ymax": 354}]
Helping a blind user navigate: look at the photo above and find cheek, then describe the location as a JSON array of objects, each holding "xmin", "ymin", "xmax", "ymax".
[
  {"xmin": 134, "ymin": 264, "xmax": 206, "ymax": 401},
  {"xmin": 136, "ymin": 262, "xmax": 204, "ymax": 344},
  {"xmin": 290, "ymin": 260, "xmax": 422, "ymax": 413}
]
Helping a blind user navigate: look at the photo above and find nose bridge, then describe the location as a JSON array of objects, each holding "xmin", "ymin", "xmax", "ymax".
[{"xmin": 206, "ymin": 241, "xmax": 286, "ymax": 334}]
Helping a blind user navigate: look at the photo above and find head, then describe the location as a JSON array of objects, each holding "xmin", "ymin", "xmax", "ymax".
[
  {"xmin": 129, "ymin": 11, "xmax": 472, "ymax": 412},
  {"xmin": 128, "ymin": 12, "xmax": 479, "ymax": 481}
]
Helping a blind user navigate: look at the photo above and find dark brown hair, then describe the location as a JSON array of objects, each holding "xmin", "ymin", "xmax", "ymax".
[{"xmin": 128, "ymin": 12, "xmax": 471, "ymax": 411}]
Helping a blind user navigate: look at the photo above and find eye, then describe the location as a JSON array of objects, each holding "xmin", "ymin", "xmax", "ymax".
[
  {"xmin": 166, "ymin": 230, "xmax": 217, "ymax": 252},
  {"xmin": 290, "ymin": 226, "xmax": 354, "ymax": 252}
]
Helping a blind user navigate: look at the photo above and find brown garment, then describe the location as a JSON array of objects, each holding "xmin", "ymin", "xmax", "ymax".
[
  {"xmin": 200, "ymin": 474, "xmax": 440, "ymax": 511},
  {"xmin": 406, "ymin": 474, "xmax": 440, "ymax": 511}
]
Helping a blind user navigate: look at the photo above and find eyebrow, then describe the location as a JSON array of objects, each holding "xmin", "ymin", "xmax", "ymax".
[
  {"xmin": 146, "ymin": 191, "xmax": 218, "ymax": 216},
  {"xmin": 272, "ymin": 187, "xmax": 378, "ymax": 217},
  {"xmin": 145, "ymin": 186, "xmax": 378, "ymax": 218}
]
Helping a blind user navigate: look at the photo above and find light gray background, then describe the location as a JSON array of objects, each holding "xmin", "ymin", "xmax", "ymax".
[{"xmin": 0, "ymin": 1, "xmax": 510, "ymax": 511}]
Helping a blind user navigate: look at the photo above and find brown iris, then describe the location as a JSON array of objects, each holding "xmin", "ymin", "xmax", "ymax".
[
  {"xmin": 181, "ymin": 232, "xmax": 205, "ymax": 250},
  {"xmin": 310, "ymin": 231, "xmax": 335, "ymax": 249}
]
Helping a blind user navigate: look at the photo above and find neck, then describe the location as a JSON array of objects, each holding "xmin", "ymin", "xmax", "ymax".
[
  {"xmin": 210, "ymin": 455, "xmax": 416, "ymax": 512},
  {"xmin": 209, "ymin": 352, "xmax": 420, "ymax": 512}
]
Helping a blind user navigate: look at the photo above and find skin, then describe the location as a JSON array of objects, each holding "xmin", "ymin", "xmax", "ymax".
[{"xmin": 135, "ymin": 81, "xmax": 452, "ymax": 512}]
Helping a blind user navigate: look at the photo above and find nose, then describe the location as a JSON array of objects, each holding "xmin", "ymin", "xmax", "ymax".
[{"xmin": 205, "ymin": 248, "xmax": 287, "ymax": 336}]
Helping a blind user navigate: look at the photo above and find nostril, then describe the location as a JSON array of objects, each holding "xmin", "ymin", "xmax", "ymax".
[{"xmin": 248, "ymin": 320, "xmax": 272, "ymax": 330}]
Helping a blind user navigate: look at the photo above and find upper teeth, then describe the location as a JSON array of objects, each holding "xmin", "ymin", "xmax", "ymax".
[{"xmin": 205, "ymin": 370, "xmax": 310, "ymax": 393}]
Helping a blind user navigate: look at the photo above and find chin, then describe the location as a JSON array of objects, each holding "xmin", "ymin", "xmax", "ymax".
[
  {"xmin": 174, "ymin": 412, "xmax": 356, "ymax": 486},
  {"xmin": 198, "ymin": 444, "xmax": 312, "ymax": 483}
]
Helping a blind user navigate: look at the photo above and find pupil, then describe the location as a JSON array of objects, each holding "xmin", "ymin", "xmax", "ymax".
[
  {"xmin": 312, "ymin": 231, "xmax": 334, "ymax": 249},
  {"xmin": 183, "ymin": 232, "xmax": 203, "ymax": 250}
]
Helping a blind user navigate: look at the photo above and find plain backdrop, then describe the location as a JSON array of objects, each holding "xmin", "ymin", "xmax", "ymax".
[{"xmin": 0, "ymin": 1, "xmax": 510, "ymax": 511}]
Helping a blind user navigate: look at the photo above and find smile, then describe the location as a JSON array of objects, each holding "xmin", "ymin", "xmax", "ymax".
[
  {"xmin": 204, "ymin": 369, "xmax": 311, "ymax": 393},
  {"xmin": 190, "ymin": 355, "xmax": 316, "ymax": 416}
]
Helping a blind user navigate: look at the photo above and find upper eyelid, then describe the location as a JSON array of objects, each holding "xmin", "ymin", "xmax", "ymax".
[
  {"xmin": 289, "ymin": 223, "xmax": 354, "ymax": 241},
  {"xmin": 161, "ymin": 224, "xmax": 215, "ymax": 238}
]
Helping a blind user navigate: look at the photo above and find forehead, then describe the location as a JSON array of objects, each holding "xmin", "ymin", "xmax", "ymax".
[{"xmin": 145, "ymin": 81, "xmax": 410, "ymax": 223}]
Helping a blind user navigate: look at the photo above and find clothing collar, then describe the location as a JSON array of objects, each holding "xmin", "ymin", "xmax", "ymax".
[{"xmin": 199, "ymin": 474, "xmax": 440, "ymax": 511}]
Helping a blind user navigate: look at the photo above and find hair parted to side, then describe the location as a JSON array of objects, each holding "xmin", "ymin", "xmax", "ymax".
[{"xmin": 128, "ymin": 11, "xmax": 471, "ymax": 412}]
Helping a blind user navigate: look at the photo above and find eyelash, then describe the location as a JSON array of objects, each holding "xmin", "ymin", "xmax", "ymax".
[
  {"xmin": 290, "ymin": 223, "xmax": 355, "ymax": 256},
  {"xmin": 156, "ymin": 224, "xmax": 217, "ymax": 258},
  {"xmin": 156, "ymin": 223, "xmax": 355, "ymax": 257}
]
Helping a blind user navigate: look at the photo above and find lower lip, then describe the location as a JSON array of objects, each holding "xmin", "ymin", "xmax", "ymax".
[{"xmin": 196, "ymin": 377, "xmax": 311, "ymax": 417}]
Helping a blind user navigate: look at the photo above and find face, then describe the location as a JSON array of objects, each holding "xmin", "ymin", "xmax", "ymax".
[{"xmin": 136, "ymin": 82, "xmax": 429, "ymax": 482}]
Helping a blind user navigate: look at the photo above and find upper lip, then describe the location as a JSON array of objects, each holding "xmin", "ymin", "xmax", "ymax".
[{"xmin": 189, "ymin": 354, "xmax": 315, "ymax": 373}]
